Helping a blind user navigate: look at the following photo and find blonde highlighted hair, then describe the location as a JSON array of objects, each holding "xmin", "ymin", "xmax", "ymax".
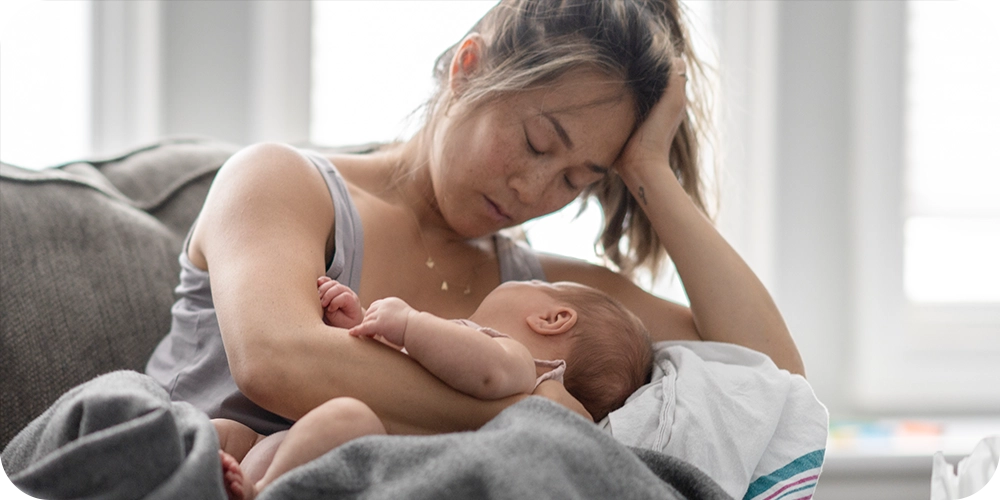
[{"xmin": 423, "ymin": 0, "xmax": 714, "ymax": 278}]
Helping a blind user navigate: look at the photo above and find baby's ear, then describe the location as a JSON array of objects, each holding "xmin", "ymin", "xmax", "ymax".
[{"xmin": 526, "ymin": 307, "xmax": 578, "ymax": 336}]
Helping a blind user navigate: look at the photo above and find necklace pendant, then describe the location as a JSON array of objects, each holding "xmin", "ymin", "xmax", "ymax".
[
  {"xmin": 426, "ymin": 257, "xmax": 435, "ymax": 269},
  {"xmin": 441, "ymin": 281, "xmax": 449, "ymax": 291}
]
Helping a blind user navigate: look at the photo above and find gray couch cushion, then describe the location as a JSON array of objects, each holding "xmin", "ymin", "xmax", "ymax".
[{"xmin": 0, "ymin": 137, "xmax": 239, "ymax": 447}]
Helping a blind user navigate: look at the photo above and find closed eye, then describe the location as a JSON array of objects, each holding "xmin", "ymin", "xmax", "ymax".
[
  {"xmin": 563, "ymin": 173, "xmax": 576, "ymax": 190},
  {"xmin": 524, "ymin": 127, "xmax": 542, "ymax": 156}
]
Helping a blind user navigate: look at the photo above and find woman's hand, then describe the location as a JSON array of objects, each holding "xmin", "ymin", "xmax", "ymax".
[{"xmin": 613, "ymin": 58, "xmax": 688, "ymax": 192}]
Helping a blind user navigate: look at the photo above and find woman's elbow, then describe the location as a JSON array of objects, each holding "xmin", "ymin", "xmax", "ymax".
[
  {"xmin": 783, "ymin": 353, "xmax": 807, "ymax": 378},
  {"xmin": 228, "ymin": 339, "xmax": 288, "ymax": 407}
]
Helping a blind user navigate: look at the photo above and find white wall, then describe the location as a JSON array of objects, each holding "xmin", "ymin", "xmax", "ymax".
[
  {"xmin": 771, "ymin": 0, "xmax": 854, "ymax": 418},
  {"xmin": 714, "ymin": 0, "xmax": 854, "ymax": 418}
]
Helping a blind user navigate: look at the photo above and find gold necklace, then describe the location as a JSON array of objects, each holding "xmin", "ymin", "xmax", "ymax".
[{"xmin": 400, "ymin": 205, "xmax": 494, "ymax": 295}]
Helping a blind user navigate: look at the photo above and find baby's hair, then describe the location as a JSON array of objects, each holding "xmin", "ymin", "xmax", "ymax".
[{"xmin": 544, "ymin": 284, "xmax": 652, "ymax": 422}]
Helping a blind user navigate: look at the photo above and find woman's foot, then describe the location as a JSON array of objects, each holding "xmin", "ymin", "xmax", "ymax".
[{"xmin": 219, "ymin": 450, "xmax": 257, "ymax": 500}]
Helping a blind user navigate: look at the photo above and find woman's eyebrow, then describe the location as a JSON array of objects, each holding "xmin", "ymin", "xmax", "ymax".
[
  {"xmin": 587, "ymin": 163, "xmax": 610, "ymax": 175},
  {"xmin": 542, "ymin": 112, "xmax": 610, "ymax": 174},
  {"xmin": 542, "ymin": 112, "xmax": 574, "ymax": 149}
]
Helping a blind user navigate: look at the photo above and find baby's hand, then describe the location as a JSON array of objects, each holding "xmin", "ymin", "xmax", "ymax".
[
  {"xmin": 348, "ymin": 297, "xmax": 414, "ymax": 347},
  {"xmin": 317, "ymin": 276, "xmax": 363, "ymax": 328}
]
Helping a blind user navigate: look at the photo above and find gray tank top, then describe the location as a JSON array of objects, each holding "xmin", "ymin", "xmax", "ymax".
[{"xmin": 145, "ymin": 149, "xmax": 546, "ymax": 434}]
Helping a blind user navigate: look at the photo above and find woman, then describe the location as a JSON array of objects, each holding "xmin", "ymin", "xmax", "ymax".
[{"xmin": 147, "ymin": 0, "xmax": 804, "ymax": 440}]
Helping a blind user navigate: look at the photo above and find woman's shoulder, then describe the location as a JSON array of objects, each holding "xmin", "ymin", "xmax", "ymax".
[
  {"xmin": 217, "ymin": 142, "xmax": 325, "ymax": 190},
  {"xmin": 212, "ymin": 142, "xmax": 368, "ymax": 210},
  {"xmin": 536, "ymin": 252, "xmax": 624, "ymax": 288},
  {"xmin": 188, "ymin": 143, "xmax": 336, "ymax": 267}
]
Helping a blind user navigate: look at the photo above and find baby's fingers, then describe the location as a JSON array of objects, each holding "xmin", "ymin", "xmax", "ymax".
[
  {"xmin": 318, "ymin": 279, "xmax": 338, "ymax": 301},
  {"xmin": 348, "ymin": 323, "xmax": 376, "ymax": 338},
  {"xmin": 320, "ymin": 282, "xmax": 354, "ymax": 308}
]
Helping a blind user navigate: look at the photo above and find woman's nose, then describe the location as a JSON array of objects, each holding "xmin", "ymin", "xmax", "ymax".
[{"xmin": 508, "ymin": 165, "xmax": 555, "ymax": 206}]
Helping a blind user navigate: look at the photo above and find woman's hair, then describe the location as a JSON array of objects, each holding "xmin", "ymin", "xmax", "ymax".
[
  {"xmin": 544, "ymin": 285, "xmax": 652, "ymax": 422},
  {"xmin": 423, "ymin": 0, "xmax": 713, "ymax": 278}
]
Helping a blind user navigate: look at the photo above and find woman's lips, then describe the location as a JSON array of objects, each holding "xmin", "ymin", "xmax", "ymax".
[{"xmin": 485, "ymin": 196, "xmax": 512, "ymax": 223}]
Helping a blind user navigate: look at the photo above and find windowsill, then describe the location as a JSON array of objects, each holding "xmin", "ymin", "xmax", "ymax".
[
  {"xmin": 827, "ymin": 417, "xmax": 1000, "ymax": 460},
  {"xmin": 816, "ymin": 418, "xmax": 1000, "ymax": 500}
]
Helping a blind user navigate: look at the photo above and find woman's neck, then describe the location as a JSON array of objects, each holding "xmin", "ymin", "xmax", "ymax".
[{"xmin": 388, "ymin": 130, "xmax": 469, "ymax": 244}]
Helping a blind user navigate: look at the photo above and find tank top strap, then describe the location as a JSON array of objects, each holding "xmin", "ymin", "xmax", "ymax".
[{"xmin": 299, "ymin": 149, "xmax": 364, "ymax": 293}]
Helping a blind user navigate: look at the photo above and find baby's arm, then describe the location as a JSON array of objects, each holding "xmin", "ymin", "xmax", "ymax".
[{"xmin": 349, "ymin": 298, "xmax": 537, "ymax": 400}]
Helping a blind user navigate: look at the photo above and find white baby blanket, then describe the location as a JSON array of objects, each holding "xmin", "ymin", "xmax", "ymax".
[{"xmin": 604, "ymin": 341, "xmax": 829, "ymax": 500}]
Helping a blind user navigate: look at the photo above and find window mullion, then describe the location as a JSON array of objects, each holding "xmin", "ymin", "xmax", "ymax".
[{"xmin": 90, "ymin": 0, "xmax": 162, "ymax": 156}]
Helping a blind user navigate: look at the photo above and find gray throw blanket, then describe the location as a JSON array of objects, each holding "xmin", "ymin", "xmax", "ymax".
[{"xmin": 2, "ymin": 371, "xmax": 731, "ymax": 500}]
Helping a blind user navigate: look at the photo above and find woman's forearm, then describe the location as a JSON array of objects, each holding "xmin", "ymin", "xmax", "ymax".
[{"xmin": 619, "ymin": 165, "xmax": 805, "ymax": 376}]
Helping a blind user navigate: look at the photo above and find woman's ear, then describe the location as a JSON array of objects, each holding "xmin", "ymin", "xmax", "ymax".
[
  {"xmin": 527, "ymin": 307, "xmax": 578, "ymax": 336},
  {"xmin": 449, "ymin": 33, "xmax": 484, "ymax": 95}
]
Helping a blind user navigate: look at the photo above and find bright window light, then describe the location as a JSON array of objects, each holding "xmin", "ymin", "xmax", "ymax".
[
  {"xmin": 904, "ymin": 217, "xmax": 1000, "ymax": 303},
  {"xmin": 904, "ymin": 0, "xmax": 1000, "ymax": 303},
  {"xmin": 311, "ymin": 1, "xmax": 495, "ymax": 146},
  {"xmin": 0, "ymin": 0, "xmax": 91, "ymax": 169}
]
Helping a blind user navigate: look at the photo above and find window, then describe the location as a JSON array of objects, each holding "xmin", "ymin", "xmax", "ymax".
[
  {"xmin": 0, "ymin": 0, "xmax": 91, "ymax": 168},
  {"xmin": 851, "ymin": 0, "xmax": 1000, "ymax": 411},
  {"xmin": 903, "ymin": 0, "xmax": 1000, "ymax": 306}
]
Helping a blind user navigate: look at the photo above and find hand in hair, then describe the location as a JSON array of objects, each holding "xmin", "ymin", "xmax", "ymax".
[{"xmin": 613, "ymin": 58, "xmax": 689, "ymax": 189}]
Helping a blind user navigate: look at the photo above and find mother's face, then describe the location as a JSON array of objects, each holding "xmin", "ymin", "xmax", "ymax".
[{"xmin": 429, "ymin": 69, "xmax": 636, "ymax": 238}]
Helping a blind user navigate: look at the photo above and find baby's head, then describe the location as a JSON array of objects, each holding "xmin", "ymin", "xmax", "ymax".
[
  {"xmin": 541, "ymin": 282, "xmax": 652, "ymax": 422},
  {"xmin": 476, "ymin": 280, "xmax": 652, "ymax": 421}
]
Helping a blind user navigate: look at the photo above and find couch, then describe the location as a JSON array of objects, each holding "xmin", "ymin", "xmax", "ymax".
[{"xmin": 0, "ymin": 137, "xmax": 243, "ymax": 448}]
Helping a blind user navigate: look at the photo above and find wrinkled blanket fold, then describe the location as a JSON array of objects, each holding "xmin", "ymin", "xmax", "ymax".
[
  {"xmin": 3, "ymin": 370, "xmax": 731, "ymax": 500},
  {"xmin": 2, "ymin": 371, "xmax": 225, "ymax": 500}
]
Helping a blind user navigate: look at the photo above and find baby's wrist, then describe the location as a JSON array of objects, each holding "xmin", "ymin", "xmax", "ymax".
[{"xmin": 400, "ymin": 309, "xmax": 420, "ymax": 346}]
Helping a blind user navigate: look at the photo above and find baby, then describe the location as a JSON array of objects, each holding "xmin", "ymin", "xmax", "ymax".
[{"xmin": 214, "ymin": 277, "xmax": 651, "ymax": 500}]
